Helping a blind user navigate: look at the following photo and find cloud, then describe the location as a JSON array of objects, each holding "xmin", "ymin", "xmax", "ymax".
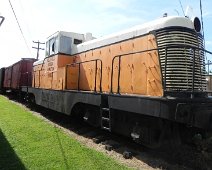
[
  {"xmin": 1, "ymin": 0, "xmax": 137, "ymax": 67},
  {"xmin": 206, "ymin": 40, "xmax": 212, "ymax": 46},
  {"xmin": 1, "ymin": 0, "xmax": 212, "ymax": 68},
  {"xmin": 203, "ymin": 12, "xmax": 212, "ymax": 18},
  {"xmin": 205, "ymin": 41, "xmax": 212, "ymax": 55},
  {"xmin": 87, "ymin": 0, "xmax": 130, "ymax": 10}
]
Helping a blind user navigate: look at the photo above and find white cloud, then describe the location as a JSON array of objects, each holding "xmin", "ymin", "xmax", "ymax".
[
  {"xmin": 0, "ymin": 0, "xmax": 32, "ymax": 67},
  {"xmin": 206, "ymin": 40, "xmax": 212, "ymax": 46},
  {"xmin": 87, "ymin": 0, "xmax": 130, "ymax": 10},
  {"xmin": 203, "ymin": 11, "xmax": 212, "ymax": 18},
  {"xmin": 0, "ymin": 0, "xmax": 212, "ymax": 68}
]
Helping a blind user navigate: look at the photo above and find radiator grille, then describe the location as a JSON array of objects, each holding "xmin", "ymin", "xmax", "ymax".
[{"xmin": 156, "ymin": 28, "xmax": 206, "ymax": 92}]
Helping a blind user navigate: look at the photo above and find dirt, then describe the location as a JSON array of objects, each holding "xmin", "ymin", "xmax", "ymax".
[{"xmin": 6, "ymin": 96, "xmax": 212, "ymax": 170}]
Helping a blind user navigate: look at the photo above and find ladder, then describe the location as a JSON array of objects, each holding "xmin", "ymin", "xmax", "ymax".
[{"xmin": 100, "ymin": 95, "xmax": 111, "ymax": 131}]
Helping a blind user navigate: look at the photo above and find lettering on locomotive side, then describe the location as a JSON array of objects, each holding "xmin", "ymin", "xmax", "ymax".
[
  {"xmin": 48, "ymin": 62, "xmax": 54, "ymax": 66},
  {"xmin": 47, "ymin": 67, "xmax": 54, "ymax": 71},
  {"xmin": 46, "ymin": 56, "xmax": 56, "ymax": 72},
  {"xmin": 47, "ymin": 56, "xmax": 55, "ymax": 62}
]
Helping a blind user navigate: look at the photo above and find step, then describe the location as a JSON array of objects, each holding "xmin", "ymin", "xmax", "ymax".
[
  {"xmin": 102, "ymin": 117, "xmax": 110, "ymax": 121},
  {"xmin": 83, "ymin": 116, "xmax": 88, "ymax": 121},
  {"xmin": 102, "ymin": 126, "xmax": 110, "ymax": 131},
  {"xmin": 102, "ymin": 107, "xmax": 110, "ymax": 111}
]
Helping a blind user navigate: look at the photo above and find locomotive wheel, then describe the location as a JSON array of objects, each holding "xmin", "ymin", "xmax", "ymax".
[{"xmin": 131, "ymin": 121, "xmax": 183, "ymax": 149}]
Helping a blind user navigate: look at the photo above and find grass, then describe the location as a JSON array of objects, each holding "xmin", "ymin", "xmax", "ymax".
[{"xmin": 0, "ymin": 95, "xmax": 130, "ymax": 170}]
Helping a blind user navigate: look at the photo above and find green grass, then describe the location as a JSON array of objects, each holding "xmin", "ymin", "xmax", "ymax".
[{"xmin": 0, "ymin": 95, "xmax": 130, "ymax": 170}]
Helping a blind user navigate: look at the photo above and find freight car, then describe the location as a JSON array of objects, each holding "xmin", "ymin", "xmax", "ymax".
[
  {"xmin": 0, "ymin": 67, "xmax": 5, "ymax": 93},
  {"xmin": 8, "ymin": 16, "xmax": 212, "ymax": 147},
  {"xmin": 1, "ymin": 58, "xmax": 36, "ymax": 94}
]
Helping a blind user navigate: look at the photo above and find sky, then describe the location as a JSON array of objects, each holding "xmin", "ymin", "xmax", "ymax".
[{"xmin": 0, "ymin": 0, "xmax": 212, "ymax": 68}]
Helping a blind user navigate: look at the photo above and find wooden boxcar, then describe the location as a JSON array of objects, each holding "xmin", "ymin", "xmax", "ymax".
[
  {"xmin": 0, "ymin": 67, "xmax": 5, "ymax": 93},
  {"xmin": 3, "ymin": 58, "xmax": 36, "ymax": 91}
]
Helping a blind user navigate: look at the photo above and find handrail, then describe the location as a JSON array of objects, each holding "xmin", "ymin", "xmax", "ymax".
[
  {"xmin": 33, "ymin": 71, "xmax": 36, "ymax": 87},
  {"xmin": 192, "ymin": 49, "xmax": 195, "ymax": 95},
  {"xmin": 33, "ymin": 70, "xmax": 41, "ymax": 88},
  {"xmin": 65, "ymin": 59, "xmax": 103, "ymax": 92},
  {"xmin": 21, "ymin": 72, "xmax": 32, "ymax": 93},
  {"xmin": 164, "ymin": 47, "xmax": 167, "ymax": 90},
  {"xmin": 110, "ymin": 47, "xmax": 159, "ymax": 93},
  {"xmin": 110, "ymin": 44, "xmax": 212, "ymax": 94}
]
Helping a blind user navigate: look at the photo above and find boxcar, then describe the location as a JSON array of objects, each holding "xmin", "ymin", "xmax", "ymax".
[
  {"xmin": 0, "ymin": 67, "xmax": 5, "ymax": 93},
  {"xmin": 3, "ymin": 58, "xmax": 36, "ymax": 91}
]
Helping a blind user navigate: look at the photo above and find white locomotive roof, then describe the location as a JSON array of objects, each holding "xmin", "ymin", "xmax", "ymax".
[
  {"xmin": 34, "ymin": 16, "xmax": 196, "ymax": 66},
  {"xmin": 47, "ymin": 31, "xmax": 85, "ymax": 41},
  {"xmin": 73, "ymin": 16, "xmax": 195, "ymax": 54},
  {"xmin": 34, "ymin": 60, "xmax": 43, "ymax": 66}
]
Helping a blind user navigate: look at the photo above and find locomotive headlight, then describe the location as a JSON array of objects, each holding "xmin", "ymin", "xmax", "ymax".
[{"xmin": 192, "ymin": 17, "xmax": 201, "ymax": 32}]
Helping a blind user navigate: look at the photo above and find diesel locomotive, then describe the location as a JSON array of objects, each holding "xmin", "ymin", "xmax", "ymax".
[{"xmin": 1, "ymin": 15, "xmax": 212, "ymax": 147}]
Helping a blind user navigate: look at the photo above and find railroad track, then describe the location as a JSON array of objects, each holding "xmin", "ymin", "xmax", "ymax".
[
  {"xmin": 27, "ymin": 106, "xmax": 211, "ymax": 169},
  {"xmin": 7, "ymin": 96, "xmax": 212, "ymax": 170}
]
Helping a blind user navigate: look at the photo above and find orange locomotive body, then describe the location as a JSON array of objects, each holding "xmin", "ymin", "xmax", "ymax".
[
  {"xmin": 22, "ymin": 16, "xmax": 212, "ymax": 147},
  {"xmin": 33, "ymin": 34, "xmax": 162, "ymax": 96}
]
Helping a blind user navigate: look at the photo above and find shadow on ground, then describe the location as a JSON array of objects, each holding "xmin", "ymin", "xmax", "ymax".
[
  {"xmin": 28, "ymin": 105, "xmax": 212, "ymax": 170},
  {"xmin": 0, "ymin": 129, "xmax": 26, "ymax": 170},
  {"xmin": 14, "ymin": 101, "xmax": 212, "ymax": 170}
]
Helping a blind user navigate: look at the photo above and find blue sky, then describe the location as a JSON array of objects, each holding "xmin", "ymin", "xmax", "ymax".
[{"xmin": 0, "ymin": 0, "xmax": 212, "ymax": 67}]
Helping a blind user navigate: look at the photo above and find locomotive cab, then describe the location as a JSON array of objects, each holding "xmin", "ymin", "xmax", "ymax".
[
  {"xmin": 45, "ymin": 31, "xmax": 85, "ymax": 57},
  {"xmin": 45, "ymin": 31, "xmax": 95, "ymax": 58},
  {"xmin": 33, "ymin": 31, "xmax": 95, "ymax": 90}
]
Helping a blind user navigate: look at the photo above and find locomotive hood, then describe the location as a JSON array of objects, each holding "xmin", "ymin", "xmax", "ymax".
[{"xmin": 74, "ymin": 16, "xmax": 200, "ymax": 54}]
